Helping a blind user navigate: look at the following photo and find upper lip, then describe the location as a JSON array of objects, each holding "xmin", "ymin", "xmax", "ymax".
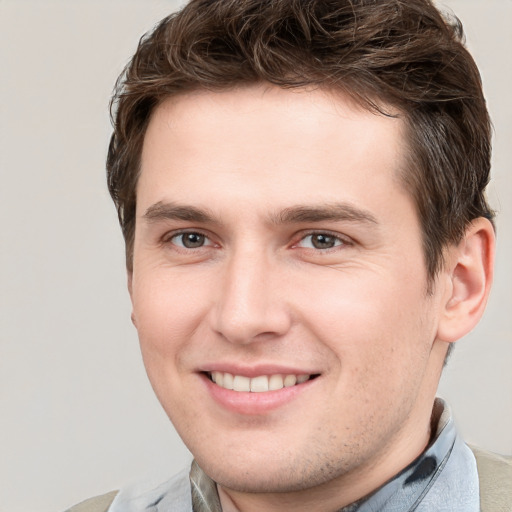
[{"xmin": 198, "ymin": 363, "xmax": 319, "ymax": 378}]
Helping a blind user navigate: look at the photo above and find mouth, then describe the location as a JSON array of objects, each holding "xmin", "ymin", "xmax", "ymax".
[{"xmin": 206, "ymin": 371, "xmax": 319, "ymax": 392}]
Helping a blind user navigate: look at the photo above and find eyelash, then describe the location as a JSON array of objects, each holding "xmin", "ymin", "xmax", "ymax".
[
  {"xmin": 163, "ymin": 230, "xmax": 351, "ymax": 252},
  {"xmin": 164, "ymin": 230, "xmax": 215, "ymax": 250},
  {"xmin": 292, "ymin": 231, "xmax": 352, "ymax": 251}
]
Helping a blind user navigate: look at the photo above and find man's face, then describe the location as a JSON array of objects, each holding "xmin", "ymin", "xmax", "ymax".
[{"xmin": 130, "ymin": 85, "xmax": 447, "ymax": 495}]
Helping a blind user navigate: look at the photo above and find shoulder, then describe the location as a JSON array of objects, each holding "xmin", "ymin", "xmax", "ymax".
[
  {"xmin": 65, "ymin": 467, "xmax": 192, "ymax": 512},
  {"xmin": 65, "ymin": 491, "xmax": 118, "ymax": 512},
  {"xmin": 469, "ymin": 445, "xmax": 512, "ymax": 511},
  {"xmin": 470, "ymin": 444, "xmax": 512, "ymax": 480}
]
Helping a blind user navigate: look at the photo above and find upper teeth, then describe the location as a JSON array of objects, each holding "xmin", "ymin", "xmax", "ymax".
[{"xmin": 210, "ymin": 372, "xmax": 311, "ymax": 392}]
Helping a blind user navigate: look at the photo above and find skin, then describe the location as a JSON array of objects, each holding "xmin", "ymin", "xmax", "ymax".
[{"xmin": 129, "ymin": 84, "xmax": 494, "ymax": 512}]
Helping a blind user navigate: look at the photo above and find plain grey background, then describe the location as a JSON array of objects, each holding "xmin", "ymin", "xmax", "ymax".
[{"xmin": 0, "ymin": 1, "xmax": 510, "ymax": 511}]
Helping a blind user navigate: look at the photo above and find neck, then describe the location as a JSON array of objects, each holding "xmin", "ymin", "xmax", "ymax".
[
  {"xmin": 215, "ymin": 348, "xmax": 447, "ymax": 512},
  {"xmin": 218, "ymin": 423, "xmax": 432, "ymax": 512},
  {"xmin": 217, "ymin": 392, "xmax": 444, "ymax": 512}
]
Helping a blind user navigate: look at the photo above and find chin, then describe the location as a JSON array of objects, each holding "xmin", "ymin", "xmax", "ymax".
[{"xmin": 195, "ymin": 449, "xmax": 351, "ymax": 494}]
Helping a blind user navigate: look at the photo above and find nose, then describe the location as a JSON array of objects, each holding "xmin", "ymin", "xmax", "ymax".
[{"xmin": 210, "ymin": 248, "xmax": 292, "ymax": 345}]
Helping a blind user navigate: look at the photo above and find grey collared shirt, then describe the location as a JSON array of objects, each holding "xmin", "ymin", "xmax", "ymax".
[{"xmin": 109, "ymin": 399, "xmax": 479, "ymax": 512}]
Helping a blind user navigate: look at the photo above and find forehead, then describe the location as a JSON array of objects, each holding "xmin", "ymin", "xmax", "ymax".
[{"xmin": 138, "ymin": 84, "xmax": 409, "ymax": 218}]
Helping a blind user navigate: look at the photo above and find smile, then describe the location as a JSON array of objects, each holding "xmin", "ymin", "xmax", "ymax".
[{"xmin": 208, "ymin": 372, "xmax": 314, "ymax": 392}]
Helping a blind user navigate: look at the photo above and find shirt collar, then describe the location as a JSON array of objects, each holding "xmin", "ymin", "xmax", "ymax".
[{"xmin": 189, "ymin": 399, "xmax": 467, "ymax": 512}]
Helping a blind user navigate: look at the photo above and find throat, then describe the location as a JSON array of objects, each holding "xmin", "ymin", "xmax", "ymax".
[{"xmin": 217, "ymin": 485, "xmax": 242, "ymax": 512}]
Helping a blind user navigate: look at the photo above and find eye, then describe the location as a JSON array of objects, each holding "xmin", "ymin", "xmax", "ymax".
[
  {"xmin": 170, "ymin": 232, "xmax": 211, "ymax": 249},
  {"xmin": 297, "ymin": 233, "xmax": 345, "ymax": 250}
]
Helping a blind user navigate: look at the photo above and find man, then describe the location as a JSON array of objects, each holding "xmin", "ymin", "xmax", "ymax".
[{"xmin": 68, "ymin": 0, "xmax": 511, "ymax": 510}]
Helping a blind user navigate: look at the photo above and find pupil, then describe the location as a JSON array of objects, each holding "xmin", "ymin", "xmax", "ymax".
[
  {"xmin": 183, "ymin": 233, "xmax": 205, "ymax": 248},
  {"xmin": 312, "ymin": 234, "xmax": 334, "ymax": 249}
]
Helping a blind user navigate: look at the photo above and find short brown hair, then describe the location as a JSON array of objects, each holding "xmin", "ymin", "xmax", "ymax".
[{"xmin": 107, "ymin": 0, "xmax": 494, "ymax": 280}]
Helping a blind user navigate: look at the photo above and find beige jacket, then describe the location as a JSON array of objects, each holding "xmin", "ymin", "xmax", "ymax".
[{"xmin": 65, "ymin": 447, "xmax": 512, "ymax": 512}]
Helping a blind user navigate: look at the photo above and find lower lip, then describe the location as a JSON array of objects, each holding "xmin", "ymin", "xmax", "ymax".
[{"xmin": 202, "ymin": 374, "xmax": 316, "ymax": 415}]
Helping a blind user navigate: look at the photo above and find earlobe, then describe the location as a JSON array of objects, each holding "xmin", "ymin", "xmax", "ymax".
[
  {"xmin": 127, "ymin": 271, "xmax": 133, "ymax": 297},
  {"xmin": 127, "ymin": 271, "xmax": 137, "ymax": 327},
  {"xmin": 436, "ymin": 218, "xmax": 495, "ymax": 343}
]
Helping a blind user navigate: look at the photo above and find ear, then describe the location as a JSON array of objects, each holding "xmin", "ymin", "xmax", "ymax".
[
  {"xmin": 436, "ymin": 217, "xmax": 495, "ymax": 343},
  {"xmin": 127, "ymin": 270, "xmax": 137, "ymax": 327},
  {"xmin": 127, "ymin": 270, "xmax": 133, "ymax": 297}
]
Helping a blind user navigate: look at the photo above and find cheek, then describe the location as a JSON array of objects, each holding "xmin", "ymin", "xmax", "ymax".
[
  {"xmin": 297, "ymin": 269, "xmax": 434, "ymax": 376},
  {"xmin": 131, "ymin": 270, "xmax": 211, "ymax": 363},
  {"xmin": 131, "ymin": 273, "xmax": 207, "ymax": 421}
]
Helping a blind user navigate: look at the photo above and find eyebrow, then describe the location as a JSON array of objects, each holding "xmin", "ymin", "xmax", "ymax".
[
  {"xmin": 143, "ymin": 201, "xmax": 215, "ymax": 223},
  {"xmin": 271, "ymin": 203, "xmax": 378, "ymax": 225},
  {"xmin": 142, "ymin": 201, "xmax": 378, "ymax": 226}
]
